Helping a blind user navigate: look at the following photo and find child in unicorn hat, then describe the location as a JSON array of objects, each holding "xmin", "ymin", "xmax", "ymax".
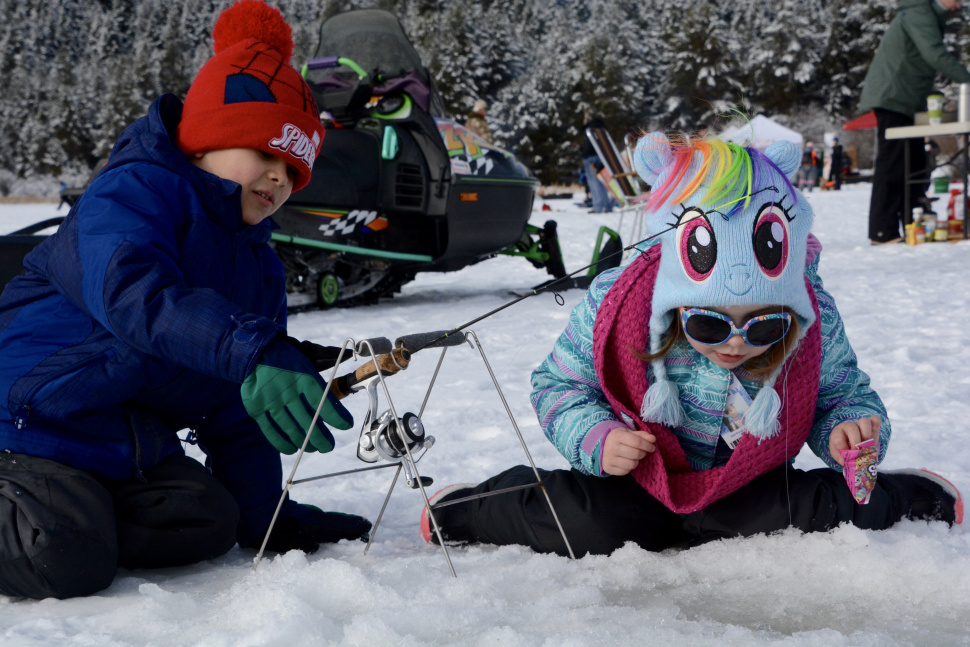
[{"xmin": 420, "ymin": 132, "xmax": 962, "ymax": 556}]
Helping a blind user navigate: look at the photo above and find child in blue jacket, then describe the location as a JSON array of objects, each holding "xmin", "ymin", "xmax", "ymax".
[
  {"xmin": 421, "ymin": 133, "xmax": 962, "ymax": 556},
  {"xmin": 0, "ymin": 0, "xmax": 369, "ymax": 600}
]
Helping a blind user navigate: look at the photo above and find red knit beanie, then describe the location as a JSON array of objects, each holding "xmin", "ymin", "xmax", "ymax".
[{"xmin": 176, "ymin": 0, "xmax": 323, "ymax": 192}]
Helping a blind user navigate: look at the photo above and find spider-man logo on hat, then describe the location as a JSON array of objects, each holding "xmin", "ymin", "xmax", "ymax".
[{"xmin": 177, "ymin": 0, "xmax": 324, "ymax": 191}]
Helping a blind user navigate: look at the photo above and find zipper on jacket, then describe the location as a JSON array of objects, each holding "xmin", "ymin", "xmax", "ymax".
[
  {"xmin": 14, "ymin": 352, "xmax": 109, "ymax": 428},
  {"xmin": 14, "ymin": 405, "xmax": 30, "ymax": 430}
]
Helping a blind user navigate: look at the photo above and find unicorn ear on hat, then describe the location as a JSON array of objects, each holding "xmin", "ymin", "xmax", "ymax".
[
  {"xmin": 632, "ymin": 132, "xmax": 673, "ymax": 186},
  {"xmin": 764, "ymin": 141, "xmax": 801, "ymax": 180}
]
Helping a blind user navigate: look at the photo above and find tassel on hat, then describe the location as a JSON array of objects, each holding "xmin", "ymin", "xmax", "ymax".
[
  {"xmin": 640, "ymin": 361, "xmax": 684, "ymax": 427},
  {"xmin": 743, "ymin": 386, "xmax": 782, "ymax": 439},
  {"xmin": 640, "ymin": 357, "xmax": 784, "ymax": 440},
  {"xmin": 177, "ymin": 0, "xmax": 324, "ymax": 191}
]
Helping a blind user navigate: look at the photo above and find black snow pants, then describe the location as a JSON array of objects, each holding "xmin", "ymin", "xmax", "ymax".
[
  {"xmin": 868, "ymin": 108, "xmax": 928, "ymax": 243},
  {"xmin": 0, "ymin": 451, "xmax": 239, "ymax": 599},
  {"xmin": 433, "ymin": 464, "xmax": 949, "ymax": 557}
]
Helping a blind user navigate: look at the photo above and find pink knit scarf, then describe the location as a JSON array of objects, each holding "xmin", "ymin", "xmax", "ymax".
[{"xmin": 592, "ymin": 247, "xmax": 822, "ymax": 513}]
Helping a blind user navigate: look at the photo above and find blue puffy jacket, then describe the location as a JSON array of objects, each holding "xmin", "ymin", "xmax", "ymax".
[{"xmin": 0, "ymin": 94, "xmax": 301, "ymax": 544}]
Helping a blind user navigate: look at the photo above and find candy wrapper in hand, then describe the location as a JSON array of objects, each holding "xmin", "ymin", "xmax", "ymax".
[{"xmin": 840, "ymin": 438, "xmax": 878, "ymax": 504}]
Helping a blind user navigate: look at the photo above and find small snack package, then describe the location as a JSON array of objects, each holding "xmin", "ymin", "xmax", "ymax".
[{"xmin": 840, "ymin": 438, "xmax": 879, "ymax": 504}]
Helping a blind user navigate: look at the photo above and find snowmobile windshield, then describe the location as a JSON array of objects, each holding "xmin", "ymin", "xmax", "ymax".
[{"xmin": 312, "ymin": 9, "xmax": 445, "ymax": 117}]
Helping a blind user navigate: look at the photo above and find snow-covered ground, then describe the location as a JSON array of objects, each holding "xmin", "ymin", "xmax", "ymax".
[{"xmin": 1, "ymin": 185, "xmax": 969, "ymax": 646}]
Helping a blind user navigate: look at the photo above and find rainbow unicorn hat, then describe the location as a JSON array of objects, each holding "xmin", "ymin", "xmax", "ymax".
[{"xmin": 631, "ymin": 132, "xmax": 815, "ymax": 439}]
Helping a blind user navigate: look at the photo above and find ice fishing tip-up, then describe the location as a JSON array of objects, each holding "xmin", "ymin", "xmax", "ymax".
[{"xmin": 252, "ymin": 327, "xmax": 573, "ymax": 577}]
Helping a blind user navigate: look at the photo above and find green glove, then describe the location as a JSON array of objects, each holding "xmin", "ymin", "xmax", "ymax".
[{"xmin": 241, "ymin": 338, "xmax": 353, "ymax": 454}]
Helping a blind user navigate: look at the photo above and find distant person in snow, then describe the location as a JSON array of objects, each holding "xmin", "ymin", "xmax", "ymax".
[
  {"xmin": 796, "ymin": 141, "xmax": 821, "ymax": 191},
  {"xmin": 859, "ymin": 0, "xmax": 970, "ymax": 244},
  {"xmin": 419, "ymin": 133, "xmax": 962, "ymax": 557},
  {"xmin": 464, "ymin": 99, "xmax": 495, "ymax": 144},
  {"xmin": 0, "ymin": 0, "xmax": 370, "ymax": 600},
  {"xmin": 828, "ymin": 136, "xmax": 844, "ymax": 190},
  {"xmin": 581, "ymin": 112, "xmax": 616, "ymax": 213}
]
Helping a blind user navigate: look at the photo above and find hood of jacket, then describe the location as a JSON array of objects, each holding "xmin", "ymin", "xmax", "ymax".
[{"xmin": 103, "ymin": 93, "xmax": 276, "ymax": 244}]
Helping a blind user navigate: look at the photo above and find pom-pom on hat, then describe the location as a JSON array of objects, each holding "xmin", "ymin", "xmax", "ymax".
[{"xmin": 177, "ymin": 0, "xmax": 323, "ymax": 192}]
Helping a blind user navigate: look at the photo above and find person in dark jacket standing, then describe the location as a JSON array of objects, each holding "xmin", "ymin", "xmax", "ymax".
[
  {"xmin": 0, "ymin": 0, "xmax": 370, "ymax": 600},
  {"xmin": 829, "ymin": 137, "xmax": 844, "ymax": 190},
  {"xmin": 859, "ymin": 0, "xmax": 970, "ymax": 244}
]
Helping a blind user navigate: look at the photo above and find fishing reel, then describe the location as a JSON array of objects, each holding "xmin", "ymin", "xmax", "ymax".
[
  {"xmin": 354, "ymin": 365, "xmax": 435, "ymax": 488},
  {"xmin": 357, "ymin": 410, "xmax": 434, "ymax": 465}
]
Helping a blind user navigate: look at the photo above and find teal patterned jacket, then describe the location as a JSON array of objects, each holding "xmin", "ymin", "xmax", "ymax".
[{"xmin": 530, "ymin": 248, "xmax": 890, "ymax": 477}]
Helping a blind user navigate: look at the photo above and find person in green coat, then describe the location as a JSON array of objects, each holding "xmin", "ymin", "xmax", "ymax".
[{"xmin": 859, "ymin": 0, "xmax": 970, "ymax": 244}]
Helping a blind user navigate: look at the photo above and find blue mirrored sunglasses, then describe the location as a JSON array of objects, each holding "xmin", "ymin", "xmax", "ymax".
[{"xmin": 680, "ymin": 308, "xmax": 792, "ymax": 347}]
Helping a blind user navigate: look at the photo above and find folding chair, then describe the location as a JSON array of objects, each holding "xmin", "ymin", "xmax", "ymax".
[{"xmin": 586, "ymin": 128, "xmax": 649, "ymax": 257}]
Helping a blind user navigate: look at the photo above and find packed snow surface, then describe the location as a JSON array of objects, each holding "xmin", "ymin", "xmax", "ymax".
[{"xmin": 1, "ymin": 184, "xmax": 969, "ymax": 646}]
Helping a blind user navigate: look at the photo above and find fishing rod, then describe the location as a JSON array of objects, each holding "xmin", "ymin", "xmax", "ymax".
[
  {"xmin": 314, "ymin": 234, "xmax": 669, "ymax": 491},
  {"xmin": 415, "ymin": 221, "xmax": 680, "ymax": 352},
  {"xmin": 256, "ymin": 217, "xmax": 691, "ymax": 573},
  {"xmin": 320, "ymin": 222, "xmax": 678, "ymax": 396},
  {"xmin": 315, "ymin": 216, "xmax": 674, "ymax": 391}
]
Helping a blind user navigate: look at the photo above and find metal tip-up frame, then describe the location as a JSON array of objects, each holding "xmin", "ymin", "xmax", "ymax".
[{"xmin": 252, "ymin": 329, "xmax": 574, "ymax": 576}]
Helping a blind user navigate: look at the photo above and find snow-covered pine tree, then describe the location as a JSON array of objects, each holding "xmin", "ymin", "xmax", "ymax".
[
  {"xmin": 818, "ymin": 0, "xmax": 895, "ymax": 118},
  {"xmin": 399, "ymin": 0, "xmax": 527, "ymax": 122},
  {"xmin": 491, "ymin": 0, "xmax": 585, "ymax": 183},
  {"xmin": 0, "ymin": 0, "xmax": 904, "ymax": 186},
  {"xmin": 731, "ymin": 0, "xmax": 827, "ymax": 116},
  {"xmin": 654, "ymin": 0, "xmax": 746, "ymax": 130}
]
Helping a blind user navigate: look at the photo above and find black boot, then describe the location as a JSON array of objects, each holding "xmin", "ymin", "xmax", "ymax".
[{"xmin": 882, "ymin": 469, "xmax": 963, "ymax": 526}]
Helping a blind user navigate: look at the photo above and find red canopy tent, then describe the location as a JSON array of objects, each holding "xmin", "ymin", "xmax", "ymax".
[
  {"xmin": 843, "ymin": 111, "xmax": 877, "ymax": 131},
  {"xmin": 842, "ymin": 111, "xmax": 879, "ymax": 172}
]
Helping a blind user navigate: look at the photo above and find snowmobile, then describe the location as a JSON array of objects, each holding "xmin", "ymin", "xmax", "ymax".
[
  {"xmin": 272, "ymin": 9, "xmax": 566, "ymax": 308},
  {"xmin": 2, "ymin": 10, "xmax": 579, "ymax": 303}
]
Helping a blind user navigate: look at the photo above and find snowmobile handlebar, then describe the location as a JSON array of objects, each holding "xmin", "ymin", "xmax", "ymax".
[{"xmin": 303, "ymin": 56, "xmax": 368, "ymax": 79}]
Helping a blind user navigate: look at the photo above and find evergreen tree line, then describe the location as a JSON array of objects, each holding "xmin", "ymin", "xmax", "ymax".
[{"xmin": 1, "ymin": 0, "xmax": 966, "ymax": 186}]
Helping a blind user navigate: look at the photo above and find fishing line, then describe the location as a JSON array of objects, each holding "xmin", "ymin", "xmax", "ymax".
[
  {"xmin": 782, "ymin": 328, "xmax": 792, "ymax": 526},
  {"xmin": 420, "ymin": 221, "xmax": 683, "ymax": 351}
]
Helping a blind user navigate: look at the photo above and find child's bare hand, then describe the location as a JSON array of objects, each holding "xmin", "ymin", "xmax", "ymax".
[
  {"xmin": 829, "ymin": 415, "xmax": 881, "ymax": 466},
  {"xmin": 602, "ymin": 428, "xmax": 656, "ymax": 476}
]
